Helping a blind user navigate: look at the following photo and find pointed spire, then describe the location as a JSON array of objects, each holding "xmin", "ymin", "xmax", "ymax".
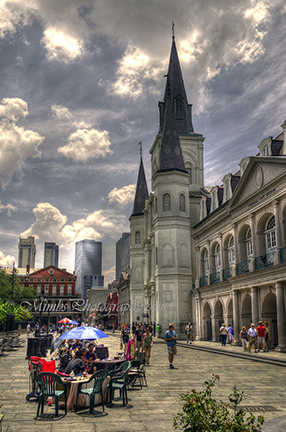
[
  {"xmin": 158, "ymin": 74, "xmax": 186, "ymax": 173},
  {"xmin": 131, "ymin": 146, "xmax": 149, "ymax": 217},
  {"xmin": 159, "ymin": 34, "xmax": 194, "ymax": 134}
]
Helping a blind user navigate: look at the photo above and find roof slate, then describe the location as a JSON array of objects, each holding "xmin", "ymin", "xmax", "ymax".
[{"xmin": 131, "ymin": 157, "xmax": 149, "ymax": 216}]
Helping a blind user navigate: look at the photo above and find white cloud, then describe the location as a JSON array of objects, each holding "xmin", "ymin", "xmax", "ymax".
[
  {"xmin": 51, "ymin": 104, "xmax": 93, "ymax": 129},
  {"xmin": 51, "ymin": 104, "xmax": 73, "ymax": 122},
  {"xmin": 0, "ymin": 200, "xmax": 18, "ymax": 216},
  {"xmin": 108, "ymin": 184, "xmax": 136, "ymax": 207},
  {"xmin": 0, "ymin": 98, "xmax": 43, "ymax": 188},
  {"xmin": 58, "ymin": 128, "xmax": 112, "ymax": 162},
  {"xmin": 21, "ymin": 203, "xmax": 127, "ymax": 250},
  {"xmin": 0, "ymin": 0, "xmax": 32, "ymax": 38},
  {"xmin": 101, "ymin": 46, "xmax": 165, "ymax": 98},
  {"xmin": 0, "ymin": 250, "xmax": 16, "ymax": 267},
  {"xmin": 41, "ymin": 28, "xmax": 85, "ymax": 63},
  {"xmin": 102, "ymin": 266, "xmax": 115, "ymax": 285}
]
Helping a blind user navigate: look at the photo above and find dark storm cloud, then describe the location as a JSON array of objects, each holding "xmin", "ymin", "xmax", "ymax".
[{"xmin": 1, "ymin": 0, "xmax": 286, "ymax": 281}]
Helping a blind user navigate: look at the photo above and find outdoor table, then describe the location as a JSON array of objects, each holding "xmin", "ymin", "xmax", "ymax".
[
  {"xmin": 60, "ymin": 374, "xmax": 110, "ymax": 411},
  {"xmin": 91, "ymin": 358, "xmax": 126, "ymax": 371}
]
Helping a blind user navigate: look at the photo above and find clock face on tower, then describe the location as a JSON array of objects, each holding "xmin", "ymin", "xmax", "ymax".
[{"xmin": 48, "ymin": 269, "xmax": 54, "ymax": 275}]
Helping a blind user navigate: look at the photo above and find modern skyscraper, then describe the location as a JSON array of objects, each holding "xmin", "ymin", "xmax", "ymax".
[
  {"xmin": 44, "ymin": 242, "xmax": 59, "ymax": 267},
  {"xmin": 116, "ymin": 232, "xmax": 130, "ymax": 280},
  {"xmin": 75, "ymin": 239, "xmax": 103, "ymax": 299},
  {"xmin": 18, "ymin": 236, "xmax": 36, "ymax": 268}
]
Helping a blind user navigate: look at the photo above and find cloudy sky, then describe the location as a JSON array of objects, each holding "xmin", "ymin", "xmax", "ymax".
[{"xmin": 1, "ymin": 0, "xmax": 286, "ymax": 283}]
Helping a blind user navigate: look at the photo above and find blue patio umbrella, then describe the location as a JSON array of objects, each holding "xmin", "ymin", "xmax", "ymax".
[
  {"xmin": 71, "ymin": 320, "xmax": 80, "ymax": 325},
  {"xmin": 59, "ymin": 326, "xmax": 109, "ymax": 341}
]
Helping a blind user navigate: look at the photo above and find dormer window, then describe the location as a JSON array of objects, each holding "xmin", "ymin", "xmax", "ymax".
[
  {"xmin": 174, "ymin": 97, "xmax": 183, "ymax": 119},
  {"xmin": 263, "ymin": 145, "xmax": 270, "ymax": 156}
]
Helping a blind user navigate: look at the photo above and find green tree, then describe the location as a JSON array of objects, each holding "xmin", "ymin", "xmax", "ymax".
[
  {"xmin": 0, "ymin": 269, "xmax": 37, "ymax": 303},
  {"xmin": 0, "ymin": 300, "xmax": 33, "ymax": 325}
]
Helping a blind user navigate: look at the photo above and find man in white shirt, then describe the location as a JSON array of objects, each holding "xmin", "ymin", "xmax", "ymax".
[{"xmin": 247, "ymin": 323, "xmax": 258, "ymax": 352}]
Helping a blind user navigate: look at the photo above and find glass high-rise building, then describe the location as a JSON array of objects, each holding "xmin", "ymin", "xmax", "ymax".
[
  {"xmin": 18, "ymin": 236, "xmax": 36, "ymax": 268},
  {"xmin": 44, "ymin": 242, "xmax": 59, "ymax": 267},
  {"xmin": 75, "ymin": 240, "xmax": 103, "ymax": 299},
  {"xmin": 116, "ymin": 232, "xmax": 130, "ymax": 280}
]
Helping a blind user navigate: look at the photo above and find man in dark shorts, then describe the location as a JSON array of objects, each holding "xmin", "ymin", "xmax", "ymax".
[
  {"xmin": 135, "ymin": 325, "xmax": 143, "ymax": 352},
  {"xmin": 164, "ymin": 323, "xmax": 178, "ymax": 369}
]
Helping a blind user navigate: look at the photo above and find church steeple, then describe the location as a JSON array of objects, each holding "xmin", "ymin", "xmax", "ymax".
[
  {"xmin": 158, "ymin": 31, "xmax": 194, "ymax": 134},
  {"xmin": 158, "ymin": 74, "xmax": 186, "ymax": 173},
  {"xmin": 131, "ymin": 145, "xmax": 149, "ymax": 216}
]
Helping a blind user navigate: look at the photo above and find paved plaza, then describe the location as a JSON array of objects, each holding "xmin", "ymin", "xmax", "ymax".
[{"xmin": 1, "ymin": 333, "xmax": 286, "ymax": 432}]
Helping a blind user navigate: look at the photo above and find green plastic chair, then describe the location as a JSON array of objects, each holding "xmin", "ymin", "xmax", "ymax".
[
  {"xmin": 75, "ymin": 369, "xmax": 108, "ymax": 414},
  {"xmin": 36, "ymin": 372, "xmax": 67, "ymax": 417},
  {"xmin": 106, "ymin": 361, "xmax": 131, "ymax": 406}
]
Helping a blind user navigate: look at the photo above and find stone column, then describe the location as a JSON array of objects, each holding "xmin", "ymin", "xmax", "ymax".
[
  {"xmin": 233, "ymin": 290, "xmax": 240, "ymax": 345},
  {"xmin": 232, "ymin": 224, "xmax": 238, "ymax": 277},
  {"xmin": 195, "ymin": 246, "xmax": 200, "ymax": 288},
  {"xmin": 195, "ymin": 297, "xmax": 202, "ymax": 340},
  {"xmin": 249, "ymin": 213, "xmax": 256, "ymax": 272},
  {"xmin": 211, "ymin": 314, "xmax": 217, "ymax": 342},
  {"xmin": 275, "ymin": 281, "xmax": 286, "ymax": 352},
  {"xmin": 274, "ymin": 201, "xmax": 281, "ymax": 265},
  {"xmin": 251, "ymin": 287, "xmax": 259, "ymax": 325}
]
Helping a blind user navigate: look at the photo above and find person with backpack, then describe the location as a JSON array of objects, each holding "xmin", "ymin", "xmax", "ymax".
[
  {"xmin": 227, "ymin": 323, "xmax": 234, "ymax": 345},
  {"xmin": 120, "ymin": 324, "xmax": 130, "ymax": 352}
]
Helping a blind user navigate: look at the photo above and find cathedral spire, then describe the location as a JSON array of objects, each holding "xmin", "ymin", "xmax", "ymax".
[
  {"xmin": 158, "ymin": 74, "xmax": 186, "ymax": 173},
  {"xmin": 131, "ymin": 145, "xmax": 149, "ymax": 216},
  {"xmin": 159, "ymin": 33, "xmax": 194, "ymax": 134}
]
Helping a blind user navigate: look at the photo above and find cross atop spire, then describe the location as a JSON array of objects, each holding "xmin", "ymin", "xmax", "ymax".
[
  {"xmin": 172, "ymin": 21, "xmax": 175, "ymax": 40},
  {"xmin": 138, "ymin": 141, "xmax": 142, "ymax": 158}
]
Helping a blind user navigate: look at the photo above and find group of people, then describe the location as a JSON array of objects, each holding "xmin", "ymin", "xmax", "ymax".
[
  {"xmin": 219, "ymin": 321, "xmax": 271, "ymax": 352},
  {"xmin": 64, "ymin": 340, "xmax": 99, "ymax": 375},
  {"xmin": 120, "ymin": 323, "xmax": 154, "ymax": 365}
]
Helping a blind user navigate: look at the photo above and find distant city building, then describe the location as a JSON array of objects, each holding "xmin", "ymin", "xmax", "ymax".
[
  {"xmin": 116, "ymin": 232, "xmax": 130, "ymax": 281},
  {"xmin": 44, "ymin": 242, "xmax": 59, "ymax": 268},
  {"xmin": 18, "ymin": 236, "xmax": 36, "ymax": 268},
  {"xmin": 75, "ymin": 239, "xmax": 102, "ymax": 299}
]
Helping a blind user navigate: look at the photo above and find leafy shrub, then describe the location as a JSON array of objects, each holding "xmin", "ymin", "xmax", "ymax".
[{"xmin": 173, "ymin": 375, "xmax": 264, "ymax": 432}]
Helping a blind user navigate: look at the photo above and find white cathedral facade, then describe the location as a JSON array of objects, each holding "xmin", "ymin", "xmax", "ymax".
[{"xmin": 129, "ymin": 36, "xmax": 286, "ymax": 350}]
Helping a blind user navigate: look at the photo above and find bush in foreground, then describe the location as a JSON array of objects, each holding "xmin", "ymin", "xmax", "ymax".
[{"xmin": 173, "ymin": 375, "xmax": 264, "ymax": 432}]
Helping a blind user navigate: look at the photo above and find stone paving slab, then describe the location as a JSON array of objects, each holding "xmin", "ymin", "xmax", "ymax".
[{"xmin": 1, "ymin": 332, "xmax": 286, "ymax": 431}]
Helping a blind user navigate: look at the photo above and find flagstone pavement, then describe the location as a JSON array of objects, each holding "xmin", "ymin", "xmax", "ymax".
[{"xmin": 1, "ymin": 332, "xmax": 286, "ymax": 432}]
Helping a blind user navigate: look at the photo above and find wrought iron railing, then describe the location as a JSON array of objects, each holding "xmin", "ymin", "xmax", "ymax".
[
  {"xmin": 255, "ymin": 252, "xmax": 275, "ymax": 271},
  {"xmin": 236, "ymin": 261, "xmax": 249, "ymax": 276},
  {"xmin": 210, "ymin": 272, "xmax": 220, "ymax": 285},
  {"xmin": 223, "ymin": 267, "xmax": 232, "ymax": 281},
  {"xmin": 199, "ymin": 276, "xmax": 208, "ymax": 287},
  {"xmin": 280, "ymin": 247, "xmax": 286, "ymax": 264}
]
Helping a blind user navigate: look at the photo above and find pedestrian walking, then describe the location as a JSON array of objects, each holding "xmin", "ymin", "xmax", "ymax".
[
  {"xmin": 227, "ymin": 323, "xmax": 234, "ymax": 344},
  {"xmin": 247, "ymin": 323, "xmax": 258, "ymax": 352},
  {"xmin": 264, "ymin": 321, "xmax": 270, "ymax": 352},
  {"xmin": 164, "ymin": 323, "xmax": 178, "ymax": 369},
  {"xmin": 26, "ymin": 323, "xmax": 31, "ymax": 337},
  {"xmin": 142, "ymin": 327, "xmax": 153, "ymax": 365},
  {"xmin": 120, "ymin": 324, "xmax": 130, "ymax": 352},
  {"xmin": 135, "ymin": 324, "xmax": 144, "ymax": 352},
  {"xmin": 18, "ymin": 324, "xmax": 21, "ymax": 336},
  {"xmin": 219, "ymin": 323, "xmax": 228, "ymax": 346},
  {"xmin": 256, "ymin": 321, "xmax": 266, "ymax": 352},
  {"xmin": 185, "ymin": 323, "xmax": 193, "ymax": 344},
  {"xmin": 156, "ymin": 323, "xmax": 161, "ymax": 338},
  {"xmin": 239, "ymin": 326, "xmax": 248, "ymax": 351}
]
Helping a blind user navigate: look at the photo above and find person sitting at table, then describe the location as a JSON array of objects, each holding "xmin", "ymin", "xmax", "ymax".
[
  {"xmin": 65, "ymin": 350, "xmax": 86, "ymax": 376},
  {"xmin": 84, "ymin": 344, "xmax": 97, "ymax": 364},
  {"xmin": 71, "ymin": 339, "xmax": 83, "ymax": 353}
]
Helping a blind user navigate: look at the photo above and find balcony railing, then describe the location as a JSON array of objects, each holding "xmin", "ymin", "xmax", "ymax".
[
  {"xmin": 236, "ymin": 261, "xmax": 249, "ymax": 276},
  {"xmin": 210, "ymin": 272, "xmax": 220, "ymax": 285},
  {"xmin": 223, "ymin": 267, "xmax": 232, "ymax": 281},
  {"xmin": 280, "ymin": 247, "xmax": 286, "ymax": 264},
  {"xmin": 199, "ymin": 276, "xmax": 208, "ymax": 287},
  {"xmin": 255, "ymin": 252, "xmax": 275, "ymax": 271}
]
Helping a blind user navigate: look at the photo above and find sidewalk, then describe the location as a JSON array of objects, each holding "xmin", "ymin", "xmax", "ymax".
[{"xmin": 1, "ymin": 333, "xmax": 286, "ymax": 431}]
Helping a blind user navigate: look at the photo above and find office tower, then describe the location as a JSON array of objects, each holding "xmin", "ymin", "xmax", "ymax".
[
  {"xmin": 18, "ymin": 236, "xmax": 36, "ymax": 268},
  {"xmin": 44, "ymin": 242, "xmax": 59, "ymax": 267},
  {"xmin": 75, "ymin": 239, "xmax": 102, "ymax": 299},
  {"xmin": 116, "ymin": 232, "xmax": 130, "ymax": 280}
]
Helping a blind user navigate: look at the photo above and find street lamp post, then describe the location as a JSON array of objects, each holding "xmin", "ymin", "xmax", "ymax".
[
  {"xmin": 38, "ymin": 294, "xmax": 45, "ymax": 330},
  {"xmin": 46, "ymin": 299, "xmax": 51, "ymax": 334}
]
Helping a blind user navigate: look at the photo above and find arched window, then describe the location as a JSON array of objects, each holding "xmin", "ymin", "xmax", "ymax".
[
  {"xmin": 228, "ymin": 236, "xmax": 235, "ymax": 267},
  {"xmin": 163, "ymin": 193, "xmax": 171, "ymax": 211},
  {"xmin": 265, "ymin": 215, "xmax": 276, "ymax": 252},
  {"xmin": 175, "ymin": 97, "xmax": 183, "ymax": 119},
  {"xmin": 179, "ymin": 194, "xmax": 185, "ymax": 212},
  {"xmin": 246, "ymin": 228, "xmax": 253, "ymax": 259},
  {"xmin": 135, "ymin": 231, "xmax": 141, "ymax": 245},
  {"xmin": 203, "ymin": 250, "xmax": 209, "ymax": 276},
  {"xmin": 214, "ymin": 244, "xmax": 221, "ymax": 272}
]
